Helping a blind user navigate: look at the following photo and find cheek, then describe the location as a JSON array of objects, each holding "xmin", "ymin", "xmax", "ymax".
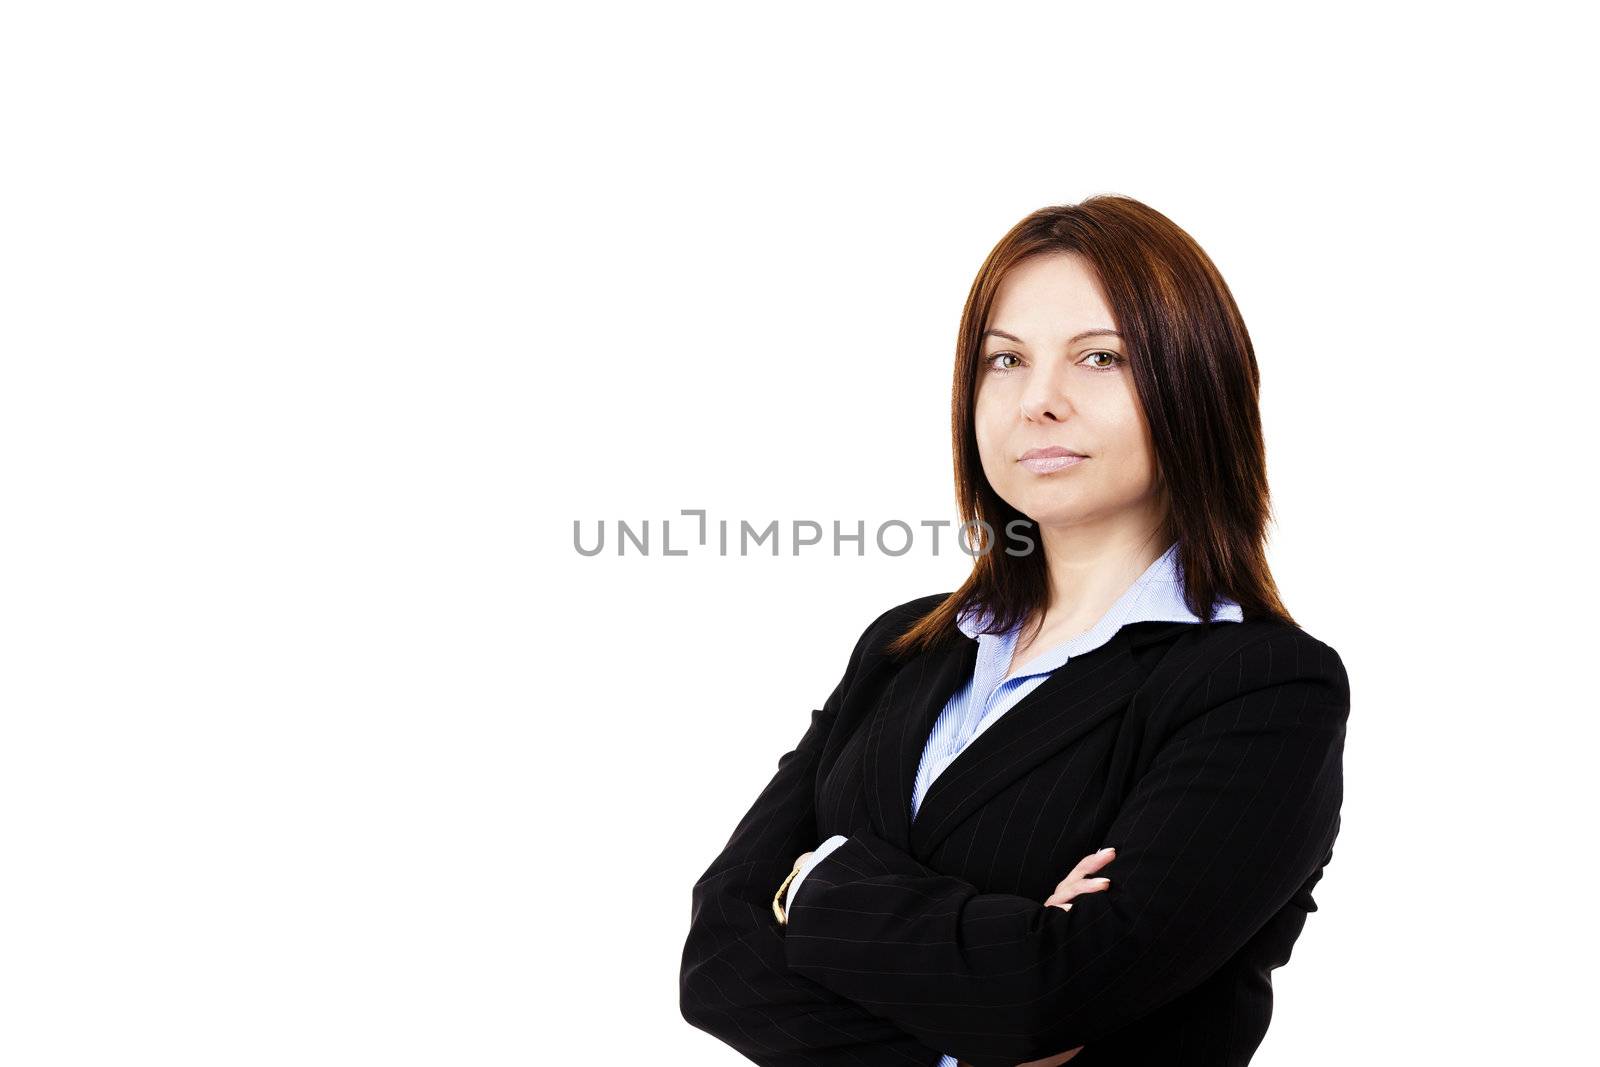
[
  {"xmin": 1104, "ymin": 409, "xmax": 1158, "ymax": 479},
  {"xmin": 1110, "ymin": 412, "xmax": 1152, "ymax": 454},
  {"xmin": 1082, "ymin": 388, "xmax": 1154, "ymax": 472},
  {"xmin": 972, "ymin": 389, "xmax": 1006, "ymax": 455}
]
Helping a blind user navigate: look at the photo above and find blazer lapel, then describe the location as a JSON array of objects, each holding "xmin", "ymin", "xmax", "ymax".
[
  {"xmin": 861, "ymin": 633, "xmax": 979, "ymax": 853},
  {"xmin": 905, "ymin": 623, "xmax": 1157, "ymax": 858}
]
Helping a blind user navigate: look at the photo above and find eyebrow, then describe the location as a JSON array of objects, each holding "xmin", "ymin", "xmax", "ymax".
[{"xmin": 983, "ymin": 327, "xmax": 1122, "ymax": 345}]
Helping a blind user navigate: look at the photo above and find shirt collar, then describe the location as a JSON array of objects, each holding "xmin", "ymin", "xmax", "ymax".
[{"xmin": 955, "ymin": 540, "xmax": 1243, "ymax": 675}]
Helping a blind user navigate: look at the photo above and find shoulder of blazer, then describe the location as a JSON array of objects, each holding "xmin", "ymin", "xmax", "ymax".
[
  {"xmin": 823, "ymin": 591, "xmax": 956, "ymax": 722},
  {"xmin": 1143, "ymin": 617, "xmax": 1351, "ymax": 731},
  {"xmin": 839, "ymin": 591, "xmax": 953, "ymax": 662},
  {"xmin": 860, "ymin": 591, "xmax": 960, "ymax": 666},
  {"xmin": 873, "ymin": 591, "xmax": 954, "ymax": 643}
]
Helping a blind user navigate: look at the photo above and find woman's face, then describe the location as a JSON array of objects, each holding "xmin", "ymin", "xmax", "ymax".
[{"xmin": 974, "ymin": 251, "xmax": 1162, "ymax": 534}]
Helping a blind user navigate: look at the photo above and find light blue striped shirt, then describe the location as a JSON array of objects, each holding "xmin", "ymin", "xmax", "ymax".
[{"xmin": 785, "ymin": 541, "xmax": 1243, "ymax": 1065}]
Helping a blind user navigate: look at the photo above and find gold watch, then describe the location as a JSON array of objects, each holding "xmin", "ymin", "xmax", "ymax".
[{"xmin": 772, "ymin": 857, "xmax": 807, "ymax": 925}]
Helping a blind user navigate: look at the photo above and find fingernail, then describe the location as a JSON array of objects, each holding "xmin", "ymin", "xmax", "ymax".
[
  {"xmin": 1094, "ymin": 877, "xmax": 1111, "ymax": 884},
  {"xmin": 1098, "ymin": 846, "xmax": 1115, "ymax": 854}
]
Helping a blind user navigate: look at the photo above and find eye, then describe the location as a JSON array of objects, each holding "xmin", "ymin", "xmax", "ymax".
[
  {"xmin": 982, "ymin": 351, "xmax": 1022, "ymax": 373},
  {"xmin": 1081, "ymin": 350, "xmax": 1126, "ymax": 370}
]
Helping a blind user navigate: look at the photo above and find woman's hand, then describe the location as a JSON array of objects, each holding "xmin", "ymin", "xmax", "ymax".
[
  {"xmin": 956, "ymin": 849, "xmax": 1117, "ymax": 1066},
  {"xmin": 1010, "ymin": 848, "xmax": 1116, "ymax": 1063},
  {"xmin": 1044, "ymin": 845, "xmax": 1116, "ymax": 911}
]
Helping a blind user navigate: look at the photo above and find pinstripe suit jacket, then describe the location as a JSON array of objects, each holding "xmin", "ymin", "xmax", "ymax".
[{"xmin": 680, "ymin": 593, "xmax": 1350, "ymax": 1067}]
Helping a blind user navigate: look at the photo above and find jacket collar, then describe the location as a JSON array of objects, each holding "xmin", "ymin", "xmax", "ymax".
[
  {"xmin": 863, "ymin": 542, "xmax": 1240, "ymax": 857},
  {"xmin": 956, "ymin": 540, "xmax": 1241, "ymax": 646}
]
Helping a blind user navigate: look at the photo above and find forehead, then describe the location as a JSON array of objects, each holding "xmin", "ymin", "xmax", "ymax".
[{"xmin": 986, "ymin": 252, "xmax": 1116, "ymax": 340}]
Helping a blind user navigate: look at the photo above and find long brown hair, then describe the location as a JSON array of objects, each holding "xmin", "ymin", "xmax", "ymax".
[{"xmin": 888, "ymin": 194, "xmax": 1294, "ymax": 659}]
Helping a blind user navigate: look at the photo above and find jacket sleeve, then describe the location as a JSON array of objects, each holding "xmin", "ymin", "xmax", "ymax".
[
  {"xmin": 679, "ymin": 603, "xmax": 947, "ymax": 1067},
  {"xmin": 781, "ymin": 628, "xmax": 1349, "ymax": 1067}
]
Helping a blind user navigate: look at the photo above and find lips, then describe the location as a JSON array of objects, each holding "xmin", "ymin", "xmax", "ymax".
[
  {"xmin": 1018, "ymin": 446, "xmax": 1089, "ymax": 475},
  {"xmin": 1019, "ymin": 446, "xmax": 1088, "ymax": 461}
]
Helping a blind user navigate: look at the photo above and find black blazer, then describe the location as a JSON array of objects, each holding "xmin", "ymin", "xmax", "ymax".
[{"xmin": 680, "ymin": 593, "xmax": 1350, "ymax": 1067}]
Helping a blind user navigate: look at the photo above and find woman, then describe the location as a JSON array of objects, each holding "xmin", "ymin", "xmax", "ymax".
[{"xmin": 680, "ymin": 195, "xmax": 1350, "ymax": 1067}]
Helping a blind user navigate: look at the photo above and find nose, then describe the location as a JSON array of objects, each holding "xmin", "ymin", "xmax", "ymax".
[{"xmin": 1018, "ymin": 364, "xmax": 1073, "ymax": 423}]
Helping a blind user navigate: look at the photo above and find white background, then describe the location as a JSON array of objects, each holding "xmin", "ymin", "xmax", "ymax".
[{"xmin": 3, "ymin": 2, "xmax": 1594, "ymax": 1064}]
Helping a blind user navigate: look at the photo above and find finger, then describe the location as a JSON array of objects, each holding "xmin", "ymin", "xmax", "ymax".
[
  {"xmin": 1065, "ymin": 846, "xmax": 1117, "ymax": 879},
  {"xmin": 1048, "ymin": 875, "xmax": 1113, "ymax": 902},
  {"xmin": 1049, "ymin": 870, "xmax": 1113, "ymax": 902},
  {"xmin": 1061, "ymin": 854, "xmax": 1112, "ymax": 886}
]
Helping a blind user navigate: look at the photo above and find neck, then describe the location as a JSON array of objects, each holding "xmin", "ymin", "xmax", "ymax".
[{"xmin": 1028, "ymin": 511, "xmax": 1172, "ymax": 640}]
